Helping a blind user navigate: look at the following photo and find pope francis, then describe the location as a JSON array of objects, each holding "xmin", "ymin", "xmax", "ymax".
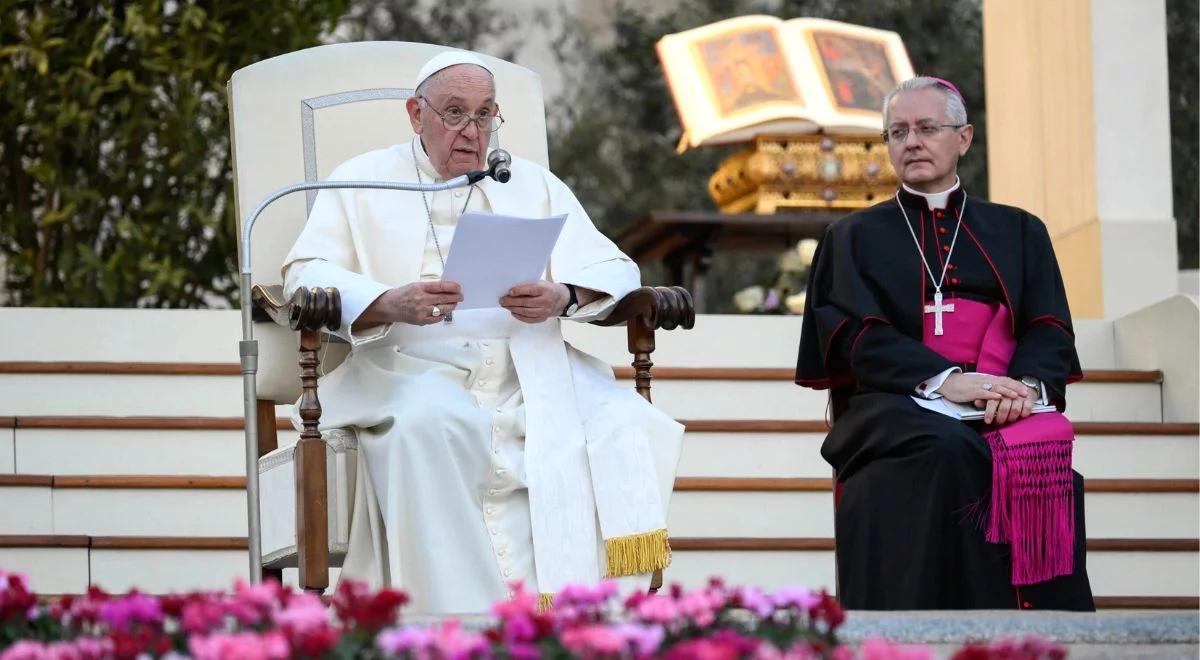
[{"xmin": 281, "ymin": 51, "xmax": 683, "ymax": 614}]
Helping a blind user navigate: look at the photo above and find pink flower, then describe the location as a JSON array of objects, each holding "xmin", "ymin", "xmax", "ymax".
[
  {"xmin": 181, "ymin": 598, "xmax": 226, "ymax": 635},
  {"xmin": 735, "ymin": 586, "xmax": 776, "ymax": 618},
  {"xmin": 771, "ymin": 586, "xmax": 820, "ymax": 612},
  {"xmin": 664, "ymin": 630, "xmax": 760, "ymax": 660},
  {"xmin": 377, "ymin": 621, "xmax": 485, "ymax": 659},
  {"xmin": 677, "ymin": 590, "xmax": 718, "ymax": 627},
  {"xmin": 615, "ymin": 622, "xmax": 665, "ymax": 656},
  {"xmin": 274, "ymin": 592, "xmax": 328, "ymax": 632},
  {"xmin": 561, "ymin": 624, "xmax": 627, "ymax": 656},
  {"xmin": 1, "ymin": 638, "xmax": 115, "ymax": 660},
  {"xmin": 633, "ymin": 594, "xmax": 680, "ymax": 624},
  {"xmin": 860, "ymin": 638, "xmax": 935, "ymax": 660},
  {"xmin": 377, "ymin": 626, "xmax": 433, "ymax": 655},
  {"xmin": 98, "ymin": 593, "xmax": 163, "ymax": 631},
  {"xmin": 428, "ymin": 620, "xmax": 488, "ymax": 659},
  {"xmin": 491, "ymin": 582, "xmax": 538, "ymax": 621},
  {"xmin": 188, "ymin": 631, "xmax": 290, "ymax": 660}
]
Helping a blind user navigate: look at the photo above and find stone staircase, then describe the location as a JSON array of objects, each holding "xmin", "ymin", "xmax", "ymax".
[{"xmin": 0, "ymin": 309, "xmax": 1195, "ymax": 608}]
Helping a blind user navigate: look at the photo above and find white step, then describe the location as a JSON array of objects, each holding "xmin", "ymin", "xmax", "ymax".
[
  {"xmin": 679, "ymin": 430, "xmax": 1200, "ymax": 480},
  {"xmin": 0, "ymin": 546, "xmax": 90, "ymax": 594},
  {"xmin": 90, "ymin": 548, "xmax": 248, "ymax": 594},
  {"xmin": 0, "ymin": 373, "xmax": 244, "ymax": 417},
  {"xmin": 680, "ymin": 432, "xmax": 830, "ymax": 478},
  {"xmin": 665, "ymin": 549, "xmax": 1199, "ymax": 599},
  {"xmin": 3, "ymin": 480, "xmax": 1190, "ymax": 543},
  {"xmin": 0, "ymin": 370, "xmax": 1164, "ymax": 423},
  {"xmin": 667, "ymin": 491, "xmax": 1198, "ymax": 541},
  {"xmin": 2, "ymin": 544, "xmax": 1192, "ymax": 601},
  {"xmin": 0, "ymin": 423, "xmax": 13, "ymax": 473},
  {"xmin": 7, "ymin": 424, "xmax": 1194, "ymax": 482},
  {"xmin": 14, "ymin": 428, "xmax": 248, "ymax": 476},
  {"xmin": 0, "ymin": 309, "xmax": 1119, "ymax": 371}
]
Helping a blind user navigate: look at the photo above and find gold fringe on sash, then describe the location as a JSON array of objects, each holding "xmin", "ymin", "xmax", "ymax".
[
  {"xmin": 603, "ymin": 528, "xmax": 671, "ymax": 577},
  {"xmin": 537, "ymin": 592, "xmax": 555, "ymax": 613}
]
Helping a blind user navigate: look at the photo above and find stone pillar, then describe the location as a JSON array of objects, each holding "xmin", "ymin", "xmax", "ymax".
[{"xmin": 983, "ymin": 0, "xmax": 1177, "ymax": 319}]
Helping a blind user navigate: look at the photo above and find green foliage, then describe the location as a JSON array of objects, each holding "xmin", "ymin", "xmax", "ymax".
[
  {"xmin": 545, "ymin": 0, "xmax": 988, "ymax": 310},
  {"xmin": 1166, "ymin": 0, "xmax": 1197, "ymax": 268},
  {"xmin": 0, "ymin": 0, "xmax": 351, "ymax": 307}
]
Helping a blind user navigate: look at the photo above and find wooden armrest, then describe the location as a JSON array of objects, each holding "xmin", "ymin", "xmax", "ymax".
[
  {"xmin": 251, "ymin": 284, "xmax": 342, "ymax": 332},
  {"xmin": 590, "ymin": 286, "xmax": 695, "ymax": 331}
]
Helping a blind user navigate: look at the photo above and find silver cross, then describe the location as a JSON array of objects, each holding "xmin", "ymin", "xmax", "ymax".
[{"xmin": 925, "ymin": 291, "xmax": 955, "ymax": 336}]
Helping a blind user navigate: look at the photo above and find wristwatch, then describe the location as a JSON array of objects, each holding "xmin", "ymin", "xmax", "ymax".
[
  {"xmin": 1019, "ymin": 376, "xmax": 1043, "ymax": 401},
  {"xmin": 561, "ymin": 284, "xmax": 579, "ymax": 316}
]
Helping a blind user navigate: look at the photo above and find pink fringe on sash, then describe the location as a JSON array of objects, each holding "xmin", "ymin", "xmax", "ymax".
[{"xmin": 924, "ymin": 299, "xmax": 1076, "ymax": 585}]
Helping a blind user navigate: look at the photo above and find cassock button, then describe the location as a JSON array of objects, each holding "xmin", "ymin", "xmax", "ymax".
[
  {"xmin": 934, "ymin": 209, "xmax": 945, "ymax": 218},
  {"xmin": 950, "ymin": 277, "xmax": 960, "ymax": 285},
  {"xmin": 1022, "ymin": 601, "xmax": 1032, "ymax": 609},
  {"xmin": 942, "ymin": 245, "xmax": 951, "ymax": 253},
  {"xmin": 938, "ymin": 227, "xmax": 949, "ymax": 235},
  {"xmin": 947, "ymin": 263, "xmax": 957, "ymax": 271}
]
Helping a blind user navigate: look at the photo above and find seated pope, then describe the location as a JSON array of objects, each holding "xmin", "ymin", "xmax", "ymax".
[{"xmin": 281, "ymin": 51, "xmax": 682, "ymax": 614}]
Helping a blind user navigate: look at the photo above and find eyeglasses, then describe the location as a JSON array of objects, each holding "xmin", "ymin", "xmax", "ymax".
[
  {"xmin": 882, "ymin": 123, "xmax": 964, "ymax": 143},
  {"xmin": 417, "ymin": 96, "xmax": 505, "ymax": 132}
]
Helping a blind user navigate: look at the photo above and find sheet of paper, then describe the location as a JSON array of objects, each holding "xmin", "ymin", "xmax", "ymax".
[{"xmin": 441, "ymin": 212, "xmax": 567, "ymax": 310}]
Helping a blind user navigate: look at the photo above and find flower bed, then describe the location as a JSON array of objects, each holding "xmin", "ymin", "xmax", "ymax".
[{"xmin": 0, "ymin": 569, "xmax": 1064, "ymax": 659}]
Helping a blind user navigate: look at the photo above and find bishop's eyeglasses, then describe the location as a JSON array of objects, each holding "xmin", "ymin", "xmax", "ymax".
[
  {"xmin": 417, "ymin": 96, "xmax": 505, "ymax": 132},
  {"xmin": 882, "ymin": 123, "xmax": 964, "ymax": 143}
]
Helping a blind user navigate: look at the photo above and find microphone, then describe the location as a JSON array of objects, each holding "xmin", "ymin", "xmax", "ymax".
[{"xmin": 487, "ymin": 149, "xmax": 512, "ymax": 183}]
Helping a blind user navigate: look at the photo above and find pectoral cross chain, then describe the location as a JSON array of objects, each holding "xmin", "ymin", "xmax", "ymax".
[{"xmin": 925, "ymin": 291, "xmax": 955, "ymax": 336}]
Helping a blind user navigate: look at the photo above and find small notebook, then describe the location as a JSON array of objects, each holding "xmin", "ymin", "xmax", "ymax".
[
  {"xmin": 440, "ymin": 212, "xmax": 567, "ymax": 310},
  {"xmin": 911, "ymin": 396, "xmax": 1057, "ymax": 421}
]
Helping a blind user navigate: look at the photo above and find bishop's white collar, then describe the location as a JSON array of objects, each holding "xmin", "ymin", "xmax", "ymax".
[{"xmin": 902, "ymin": 176, "xmax": 962, "ymax": 211}]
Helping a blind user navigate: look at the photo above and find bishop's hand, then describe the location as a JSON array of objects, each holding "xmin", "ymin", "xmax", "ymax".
[{"xmin": 937, "ymin": 372, "xmax": 1028, "ymax": 405}]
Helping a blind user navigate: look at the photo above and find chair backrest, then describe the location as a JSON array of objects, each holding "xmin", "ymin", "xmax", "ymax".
[{"xmin": 228, "ymin": 42, "xmax": 548, "ymax": 402}]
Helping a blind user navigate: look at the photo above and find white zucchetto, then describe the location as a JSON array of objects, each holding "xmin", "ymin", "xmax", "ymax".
[{"xmin": 414, "ymin": 51, "xmax": 493, "ymax": 89}]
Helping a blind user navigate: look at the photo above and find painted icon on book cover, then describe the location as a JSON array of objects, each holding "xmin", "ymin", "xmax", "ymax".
[
  {"xmin": 810, "ymin": 31, "xmax": 896, "ymax": 113},
  {"xmin": 693, "ymin": 28, "xmax": 803, "ymax": 117}
]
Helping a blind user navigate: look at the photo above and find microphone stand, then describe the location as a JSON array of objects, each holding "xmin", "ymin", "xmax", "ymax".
[{"xmin": 238, "ymin": 165, "xmax": 502, "ymax": 582}]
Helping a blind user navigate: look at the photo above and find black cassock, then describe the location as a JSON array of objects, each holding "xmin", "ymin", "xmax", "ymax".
[{"xmin": 796, "ymin": 186, "xmax": 1095, "ymax": 611}]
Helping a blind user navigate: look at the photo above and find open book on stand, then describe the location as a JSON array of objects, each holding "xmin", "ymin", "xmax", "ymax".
[{"xmin": 656, "ymin": 16, "xmax": 915, "ymax": 150}]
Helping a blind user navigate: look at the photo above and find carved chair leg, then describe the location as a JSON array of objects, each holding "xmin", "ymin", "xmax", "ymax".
[
  {"xmin": 254, "ymin": 399, "xmax": 281, "ymax": 583},
  {"xmin": 628, "ymin": 317, "xmax": 656, "ymax": 404},
  {"xmin": 628, "ymin": 318, "xmax": 668, "ymax": 594},
  {"xmin": 295, "ymin": 328, "xmax": 329, "ymax": 592},
  {"xmin": 256, "ymin": 399, "xmax": 279, "ymax": 458}
]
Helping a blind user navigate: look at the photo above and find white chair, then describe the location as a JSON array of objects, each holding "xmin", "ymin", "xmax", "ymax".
[{"xmin": 227, "ymin": 41, "xmax": 693, "ymax": 591}]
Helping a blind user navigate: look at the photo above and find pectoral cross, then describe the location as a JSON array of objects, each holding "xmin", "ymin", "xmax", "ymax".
[{"xmin": 925, "ymin": 291, "xmax": 955, "ymax": 336}]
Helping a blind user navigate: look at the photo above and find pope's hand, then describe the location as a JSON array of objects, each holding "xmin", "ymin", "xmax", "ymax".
[
  {"xmin": 500, "ymin": 281, "xmax": 569, "ymax": 323},
  {"xmin": 383, "ymin": 280, "xmax": 463, "ymax": 325}
]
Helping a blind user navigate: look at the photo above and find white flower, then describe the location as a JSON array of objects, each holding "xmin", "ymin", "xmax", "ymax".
[
  {"xmin": 785, "ymin": 292, "xmax": 807, "ymax": 315},
  {"xmin": 733, "ymin": 286, "xmax": 765, "ymax": 312},
  {"xmin": 778, "ymin": 249, "xmax": 805, "ymax": 273},
  {"xmin": 795, "ymin": 238, "xmax": 819, "ymax": 268}
]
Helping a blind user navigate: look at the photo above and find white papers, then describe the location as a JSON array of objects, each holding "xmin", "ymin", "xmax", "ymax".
[
  {"xmin": 911, "ymin": 396, "xmax": 1057, "ymax": 421},
  {"xmin": 441, "ymin": 212, "xmax": 567, "ymax": 310}
]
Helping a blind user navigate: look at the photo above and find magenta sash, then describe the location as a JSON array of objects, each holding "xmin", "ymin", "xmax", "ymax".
[{"xmin": 924, "ymin": 299, "xmax": 1076, "ymax": 585}]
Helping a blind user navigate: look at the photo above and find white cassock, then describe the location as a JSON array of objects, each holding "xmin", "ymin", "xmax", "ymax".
[{"xmin": 282, "ymin": 137, "xmax": 683, "ymax": 614}]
